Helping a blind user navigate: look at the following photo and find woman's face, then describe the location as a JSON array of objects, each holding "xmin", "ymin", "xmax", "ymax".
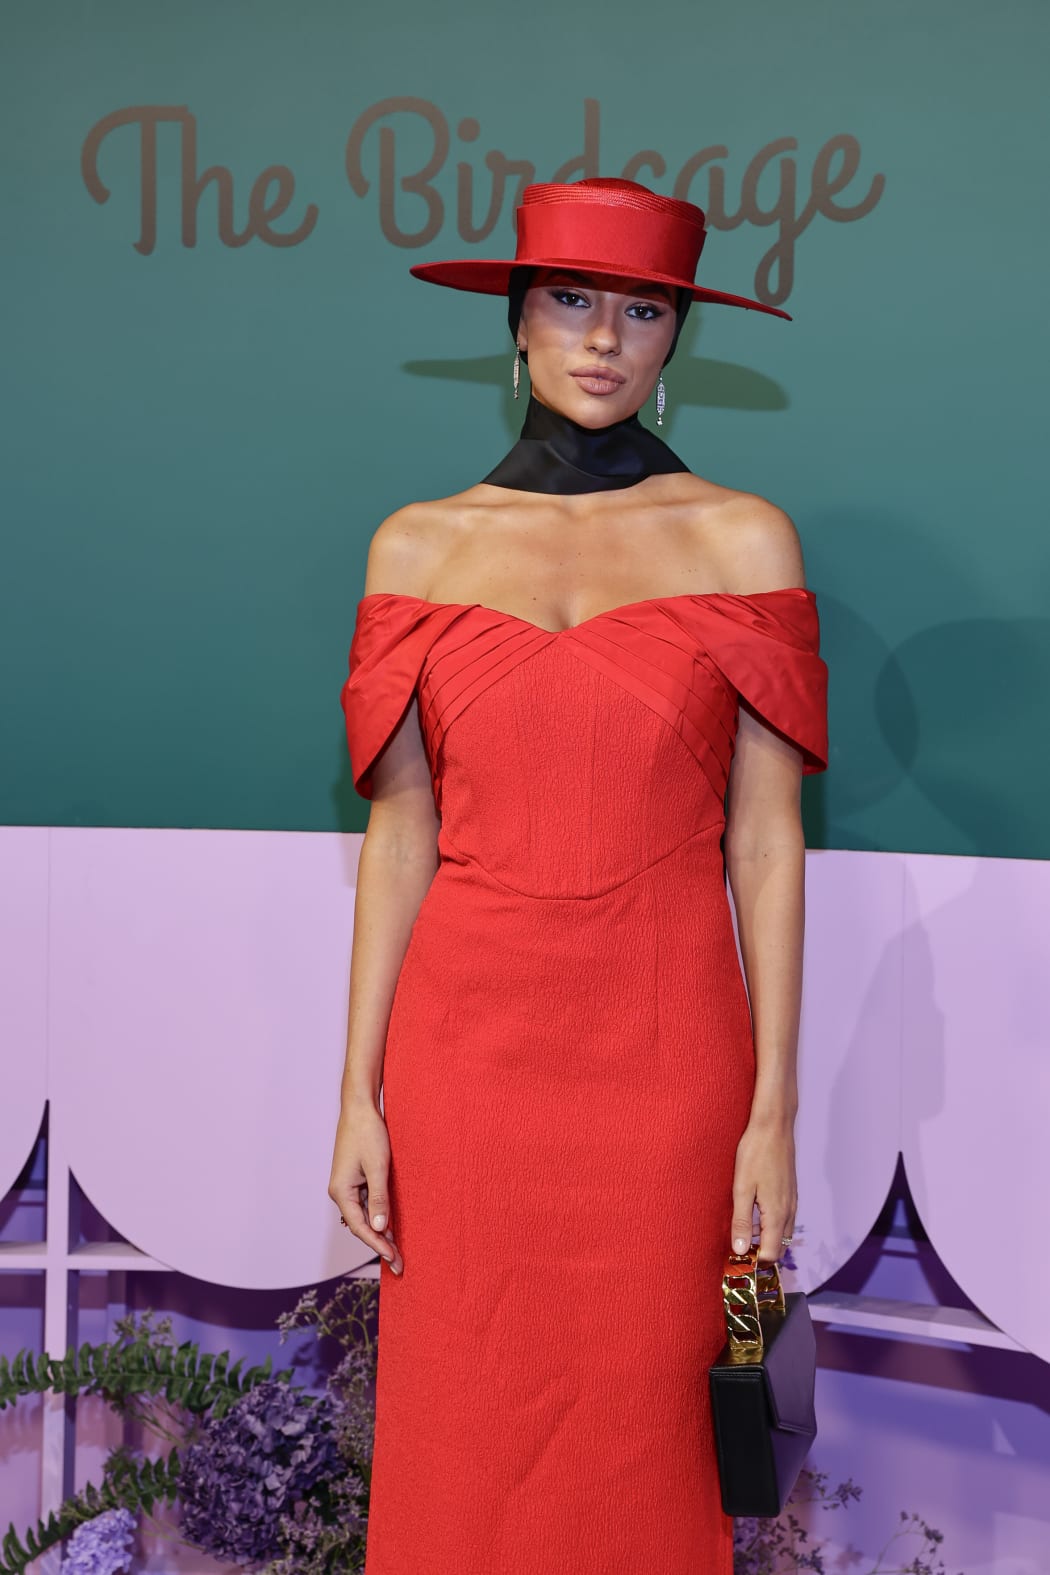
[{"xmin": 516, "ymin": 267, "xmax": 679, "ymax": 427}]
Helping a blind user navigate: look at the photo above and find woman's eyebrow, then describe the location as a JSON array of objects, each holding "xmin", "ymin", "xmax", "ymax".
[
  {"xmin": 546, "ymin": 272, "xmax": 674, "ymax": 301},
  {"xmin": 629, "ymin": 283, "xmax": 674, "ymax": 301}
]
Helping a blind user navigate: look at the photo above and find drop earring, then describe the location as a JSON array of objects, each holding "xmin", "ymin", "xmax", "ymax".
[
  {"xmin": 656, "ymin": 373, "xmax": 667, "ymax": 427},
  {"xmin": 513, "ymin": 347, "xmax": 521, "ymax": 400}
]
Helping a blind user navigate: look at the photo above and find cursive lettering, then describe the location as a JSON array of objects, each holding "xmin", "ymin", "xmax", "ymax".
[
  {"xmin": 81, "ymin": 106, "xmax": 319, "ymax": 255},
  {"xmin": 81, "ymin": 99, "xmax": 885, "ymax": 309}
]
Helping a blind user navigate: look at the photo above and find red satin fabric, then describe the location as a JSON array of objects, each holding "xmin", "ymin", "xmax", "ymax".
[
  {"xmin": 516, "ymin": 201, "xmax": 703, "ymax": 282},
  {"xmin": 341, "ymin": 589, "xmax": 828, "ymax": 1575}
]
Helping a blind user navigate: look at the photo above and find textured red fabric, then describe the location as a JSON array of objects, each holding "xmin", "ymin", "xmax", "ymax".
[{"xmin": 341, "ymin": 590, "xmax": 828, "ymax": 1575}]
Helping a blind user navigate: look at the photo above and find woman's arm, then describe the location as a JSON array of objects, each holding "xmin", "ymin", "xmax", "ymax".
[
  {"xmin": 338, "ymin": 709, "xmax": 441, "ymax": 1111},
  {"xmin": 720, "ymin": 496, "xmax": 810, "ymax": 1262},
  {"xmin": 328, "ymin": 514, "xmax": 443, "ymax": 1274},
  {"xmin": 724, "ymin": 710, "xmax": 806, "ymax": 1132}
]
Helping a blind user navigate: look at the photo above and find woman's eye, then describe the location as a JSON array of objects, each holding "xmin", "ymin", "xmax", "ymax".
[{"xmin": 549, "ymin": 289, "xmax": 664, "ymax": 320}]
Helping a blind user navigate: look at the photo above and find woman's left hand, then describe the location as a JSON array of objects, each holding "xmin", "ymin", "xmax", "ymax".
[{"xmin": 729, "ymin": 1114, "xmax": 798, "ymax": 1261}]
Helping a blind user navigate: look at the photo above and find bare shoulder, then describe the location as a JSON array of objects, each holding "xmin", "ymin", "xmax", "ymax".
[
  {"xmin": 696, "ymin": 481, "xmax": 808, "ymax": 594},
  {"xmin": 361, "ymin": 492, "xmax": 469, "ymax": 598}
]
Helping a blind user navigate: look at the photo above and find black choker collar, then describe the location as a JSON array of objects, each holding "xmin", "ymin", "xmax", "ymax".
[{"xmin": 480, "ymin": 392, "xmax": 691, "ymax": 495}]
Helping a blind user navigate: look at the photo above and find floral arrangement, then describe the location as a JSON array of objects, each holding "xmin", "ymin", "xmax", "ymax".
[
  {"xmin": 0, "ymin": 1273, "xmax": 961, "ymax": 1575},
  {"xmin": 0, "ymin": 1278, "xmax": 377, "ymax": 1575}
]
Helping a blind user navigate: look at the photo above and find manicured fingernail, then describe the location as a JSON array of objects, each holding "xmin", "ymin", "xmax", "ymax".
[
  {"xmin": 734, "ymin": 1238, "xmax": 747, "ymax": 1251},
  {"xmin": 372, "ymin": 1214, "xmax": 386, "ymax": 1230}
]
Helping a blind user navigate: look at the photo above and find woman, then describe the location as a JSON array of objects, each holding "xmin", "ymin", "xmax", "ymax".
[{"xmin": 331, "ymin": 177, "xmax": 828, "ymax": 1574}]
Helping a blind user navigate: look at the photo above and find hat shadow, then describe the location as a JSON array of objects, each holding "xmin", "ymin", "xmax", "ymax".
[{"xmin": 401, "ymin": 313, "xmax": 789, "ymax": 433}]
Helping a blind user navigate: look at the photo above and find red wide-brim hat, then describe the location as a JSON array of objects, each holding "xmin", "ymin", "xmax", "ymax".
[{"xmin": 409, "ymin": 177, "xmax": 791, "ymax": 321}]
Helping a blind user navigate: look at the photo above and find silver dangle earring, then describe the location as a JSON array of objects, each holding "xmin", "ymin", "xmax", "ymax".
[
  {"xmin": 656, "ymin": 372, "xmax": 667, "ymax": 427},
  {"xmin": 513, "ymin": 347, "xmax": 521, "ymax": 400}
]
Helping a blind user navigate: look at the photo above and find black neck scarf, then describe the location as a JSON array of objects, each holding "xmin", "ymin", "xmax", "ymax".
[{"xmin": 480, "ymin": 392, "xmax": 691, "ymax": 495}]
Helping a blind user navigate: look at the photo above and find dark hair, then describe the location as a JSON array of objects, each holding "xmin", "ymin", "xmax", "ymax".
[
  {"xmin": 507, "ymin": 265, "xmax": 692, "ymax": 369},
  {"xmin": 506, "ymin": 266, "xmax": 536, "ymax": 360}
]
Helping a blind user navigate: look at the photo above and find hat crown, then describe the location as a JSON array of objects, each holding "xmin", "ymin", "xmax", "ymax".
[
  {"xmin": 406, "ymin": 174, "xmax": 793, "ymax": 322},
  {"xmin": 513, "ymin": 178, "xmax": 707, "ymax": 287},
  {"xmin": 520, "ymin": 177, "xmax": 706, "ymax": 233}
]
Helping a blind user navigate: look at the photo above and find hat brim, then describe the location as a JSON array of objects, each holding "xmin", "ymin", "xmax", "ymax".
[{"xmin": 408, "ymin": 257, "xmax": 792, "ymax": 321}]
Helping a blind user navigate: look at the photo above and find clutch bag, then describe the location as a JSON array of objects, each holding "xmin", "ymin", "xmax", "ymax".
[{"xmin": 707, "ymin": 1242, "xmax": 818, "ymax": 1517}]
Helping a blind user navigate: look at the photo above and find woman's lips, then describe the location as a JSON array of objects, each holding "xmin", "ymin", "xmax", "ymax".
[{"xmin": 570, "ymin": 373, "xmax": 625, "ymax": 396}]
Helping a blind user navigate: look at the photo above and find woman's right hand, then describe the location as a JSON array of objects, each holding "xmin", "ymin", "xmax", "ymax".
[{"xmin": 328, "ymin": 1099, "xmax": 404, "ymax": 1274}]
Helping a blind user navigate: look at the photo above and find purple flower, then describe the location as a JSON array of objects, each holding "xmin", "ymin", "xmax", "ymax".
[
  {"xmin": 268, "ymin": 1471, "xmax": 369, "ymax": 1574},
  {"xmin": 178, "ymin": 1379, "xmax": 342, "ymax": 1567},
  {"xmin": 64, "ymin": 1508, "xmax": 138, "ymax": 1575}
]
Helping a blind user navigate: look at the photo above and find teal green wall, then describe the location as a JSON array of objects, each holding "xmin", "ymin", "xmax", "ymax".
[{"xmin": 2, "ymin": 1, "xmax": 1046, "ymax": 854}]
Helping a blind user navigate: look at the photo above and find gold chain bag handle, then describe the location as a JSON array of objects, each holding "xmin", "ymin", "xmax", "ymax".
[
  {"xmin": 710, "ymin": 1239, "xmax": 818, "ymax": 1516},
  {"xmin": 721, "ymin": 1242, "xmax": 787, "ymax": 1364}
]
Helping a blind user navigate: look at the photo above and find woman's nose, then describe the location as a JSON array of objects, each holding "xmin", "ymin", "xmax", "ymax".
[{"xmin": 585, "ymin": 312, "xmax": 621, "ymax": 354}]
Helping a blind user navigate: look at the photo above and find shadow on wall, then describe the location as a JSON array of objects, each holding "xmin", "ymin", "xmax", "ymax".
[
  {"xmin": 813, "ymin": 590, "xmax": 1050, "ymax": 858},
  {"xmin": 883, "ymin": 615, "xmax": 1050, "ymax": 855},
  {"xmin": 401, "ymin": 308, "xmax": 790, "ymax": 428}
]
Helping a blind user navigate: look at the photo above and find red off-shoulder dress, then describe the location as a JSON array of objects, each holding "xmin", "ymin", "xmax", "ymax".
[{"xmin": 341, "ymin": 589, "xmax": 829, "ymax": 1575}]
